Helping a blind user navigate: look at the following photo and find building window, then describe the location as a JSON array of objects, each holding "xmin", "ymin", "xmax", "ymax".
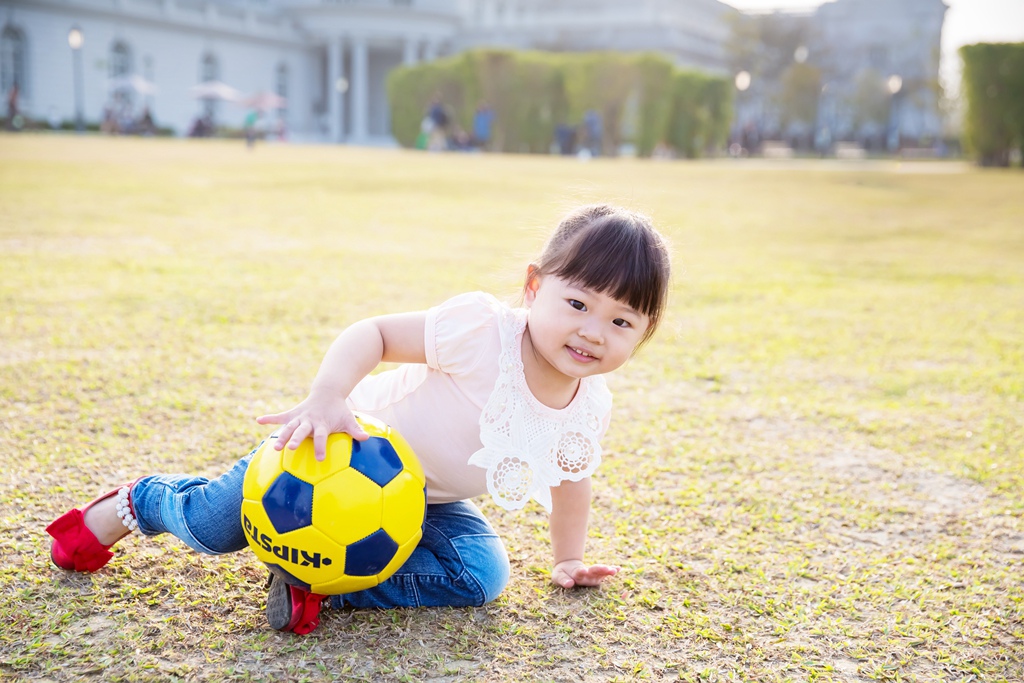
[
  {"xmin": 110, "ymin": 40, "xmax": 133, "ymax": 78},
  {"xmin": 1, "ymin": 24, "xmax": 27, "ymax": 102},
  {"xmin": 275, "ymin": 62, "xmax": 288, "ymax": 103},
  {"xmin": 200, "ymin": 52, "xmax": 219, "ymax": 118},
  {"xmin": 110, "ymin": 40, "xmax": 134, "ymax": 109},
  {"xmin": 200, "ymin": 52, "xmax": 219, "ymax": 82}
]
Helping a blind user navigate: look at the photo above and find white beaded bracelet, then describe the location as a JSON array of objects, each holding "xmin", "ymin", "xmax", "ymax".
[{"xmin": 114, "ymin": 486, "xmax": 138, "ymax": 531}]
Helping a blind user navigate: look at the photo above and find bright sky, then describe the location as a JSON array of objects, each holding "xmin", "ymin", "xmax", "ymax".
[{"xmin": 725, "ymin": 0, "xmax": 1024, "ymax": 94}]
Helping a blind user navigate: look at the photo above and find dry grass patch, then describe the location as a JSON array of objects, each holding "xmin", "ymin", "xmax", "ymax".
[{"xmin": 1, "ymin": 135, "xmax": 1021, "ymax": 681}]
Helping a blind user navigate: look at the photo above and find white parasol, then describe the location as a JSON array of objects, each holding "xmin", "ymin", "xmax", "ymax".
[
  {"xmin": 108, "ymin": 74, "xmax": 159, "ymax": 95},
  {"xmin": 189, "ymin": 80, "xmax": 242, "ymax": 102},
  {"xmin": 240, "ymin": 91, "xmax": 287, "ymax": 111}
]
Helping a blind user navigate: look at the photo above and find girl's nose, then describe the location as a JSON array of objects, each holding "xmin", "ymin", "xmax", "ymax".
[{"xmin": 579, "ymin": 323, "xmax": 603, "ymax": 344}]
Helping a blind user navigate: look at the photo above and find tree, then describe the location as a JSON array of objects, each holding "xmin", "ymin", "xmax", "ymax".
[
  {"xmin": 848, "ymin": 68, "xmax": 890, "ymax": 135},
  {"xmin": 778, "ymin": 62, "xmax": 821, "ymax": 130},
  {"xmin": 725, "ymin": 13, "xmax": 811, "ymax": 83},
  {"xmin": 725, "ymin": 12, "xmax": 821, "ymax": 141}
]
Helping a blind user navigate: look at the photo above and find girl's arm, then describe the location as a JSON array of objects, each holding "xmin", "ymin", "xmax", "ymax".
[
  {"xmin": 549, "ymin": 477, "xmax": 620, "ymax": 588},
  {"xmin": 257, "ymin": 312, "xmax": 427, "ymax": 461}
]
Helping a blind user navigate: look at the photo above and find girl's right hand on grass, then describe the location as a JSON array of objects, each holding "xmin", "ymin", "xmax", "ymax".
[{"xmin": 256, "ymin": 391, "xmax": 369, "ymax": 461}]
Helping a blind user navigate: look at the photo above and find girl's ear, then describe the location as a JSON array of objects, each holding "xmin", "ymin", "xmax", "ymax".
[{"xmin": 523, "ymin": 264, "xmax": 541, "ymax": 305}]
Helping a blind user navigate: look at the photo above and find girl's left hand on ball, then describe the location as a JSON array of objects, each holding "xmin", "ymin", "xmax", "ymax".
[{"xmin": 551, "ymin": 560, "xmax": 620, "ymax": 588}]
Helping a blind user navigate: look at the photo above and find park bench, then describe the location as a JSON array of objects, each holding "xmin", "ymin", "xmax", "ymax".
[
  {"xmin": 761, "ymin": 141, "xmax": 794, "ymax": 158},
  {"xmin": 835, "ymin": 142, "xmax": 867, "ymax": 159}
]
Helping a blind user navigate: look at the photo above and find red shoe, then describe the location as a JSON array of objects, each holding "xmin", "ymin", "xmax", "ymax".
[
  {"xmin": 265, "ymin": 573, "xmax": 326, "ymax": 635},
  {"xmin": 46, "ymin": 482, "xmax": 138, "ymax": 572}
]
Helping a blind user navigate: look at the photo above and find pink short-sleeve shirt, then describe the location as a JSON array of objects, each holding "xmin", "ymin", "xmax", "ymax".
[{"xmin": 347, "ymin": 292, "xmax": 506, "ymax": 503}]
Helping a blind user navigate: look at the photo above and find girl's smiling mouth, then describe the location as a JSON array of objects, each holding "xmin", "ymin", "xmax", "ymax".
[{"xmin": 567, "ymin": 346, "xmax": 598, "ymax": 362}]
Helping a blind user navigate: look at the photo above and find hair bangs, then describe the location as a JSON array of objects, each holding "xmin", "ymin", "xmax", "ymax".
[{"xmin": 550, "ymin": 215, "xmax": 666, "ymax": 321}]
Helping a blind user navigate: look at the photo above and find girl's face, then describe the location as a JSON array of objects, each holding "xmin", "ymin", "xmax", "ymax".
[{"xmin": 524, "ymin": 271, "xmax": 650, "ymax": 384}]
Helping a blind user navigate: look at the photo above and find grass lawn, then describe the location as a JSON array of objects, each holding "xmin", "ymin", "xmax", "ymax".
[{"xmin": 0, "ymin": 135, "xmax": 1021, "ymax": 682}]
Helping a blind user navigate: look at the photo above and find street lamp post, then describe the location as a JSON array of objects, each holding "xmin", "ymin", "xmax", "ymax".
[
  {"xmin": 67, "ymin": 27, "xmax": 84, "ymax": 132},
  {"xmin": 335, "ymin": 76, "xmax": 349, "ymax": 143},
  {"xmin": 734, "ymin": 70, "xmax": 752, "ymax": 154},
  {"xmin": 815, "ymin": 83, "xmax": 833, "ymax": 157},
  {"xmin": 886, "ymin": 74, "xmax": 903, "ymax": 153}
]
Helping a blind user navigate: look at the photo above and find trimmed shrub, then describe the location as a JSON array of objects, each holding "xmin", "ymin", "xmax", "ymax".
[
  {"xmin": 561, "ymin": 52, "xmax": 636, "ymax": 155},
  {"xmin": 462, "ymin": 50, "xmax": 562, "ymax": 153},
  {"xmin": 701, "ymin": 76, "xmax": 734, "ymax": 155},
  {"xmin": 387, "ymin": 57, "xmax": 466, "ymax": 148},
  {"xmin": 665, "ymin": 71, "xmax": 736, "ymax": 158},
  {"xmin": 960, "ymin": 42, "xmax": 1024, "ymax": 167},
  {"xmin": 632, "ymin": 54, "xmax": 676, "ymax": 157},
  {"xmin": 387, "ymin": 49, "xmax": 731, "ymax": 158}
]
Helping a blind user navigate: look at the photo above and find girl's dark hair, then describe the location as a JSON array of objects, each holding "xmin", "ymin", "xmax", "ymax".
[{"xmin": 531, "ymin": 204, "xmax": 671, "ymax": 346}]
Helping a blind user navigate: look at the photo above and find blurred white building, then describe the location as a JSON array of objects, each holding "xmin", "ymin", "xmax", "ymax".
[
  {"xmin": 0, "ymin": 0, "xmax": 943, "ymax": 144},
  {"xmin": 0, "ymin": 0, "xmax": 467, "ymax": 140},
  {"xmin": 0, "ymin": 0, "xmax": 737, "ymax": 140},
  {"xmin": 457, "ymin": 0, "xmax": 738, "ymax": 74}
]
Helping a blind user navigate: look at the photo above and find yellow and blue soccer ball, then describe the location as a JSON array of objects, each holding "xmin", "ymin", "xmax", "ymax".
[{"xmin": 241, "ymin": 414, "xmax": 427, "ymax": 595}]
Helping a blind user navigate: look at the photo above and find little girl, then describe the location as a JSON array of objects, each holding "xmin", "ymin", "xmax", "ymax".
[{"xmin": 47, "ymin": 204, "xmax": 672, "ymax": 635}]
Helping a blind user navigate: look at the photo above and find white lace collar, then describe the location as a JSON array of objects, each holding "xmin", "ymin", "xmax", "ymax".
[{"xmin": 468, "ymin": 306, "xmax": 613, "ymax": 512}]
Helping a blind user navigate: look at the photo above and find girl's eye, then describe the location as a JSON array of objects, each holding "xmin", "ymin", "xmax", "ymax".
[
  {"xmin": 568, "ymin": 299, "xmax": 586, "ymax": 311},
  {"xmin": 613, "ymin": 318, "xmax": 632, "ymax": 328}
]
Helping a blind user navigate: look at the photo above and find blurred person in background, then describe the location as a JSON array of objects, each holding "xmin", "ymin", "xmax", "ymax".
[
  {"xmin": 472, "ymin": 102, "xmax": 494, "ymax": 151},
  {"xmin": 426, "ymin": 95, "xmax": 450, "ymax": 151}
]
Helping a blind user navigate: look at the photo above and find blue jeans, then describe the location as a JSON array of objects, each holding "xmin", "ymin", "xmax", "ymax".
[{"xmin": 131, "ymin": 451, "xmax": 510, "ymax": 609}]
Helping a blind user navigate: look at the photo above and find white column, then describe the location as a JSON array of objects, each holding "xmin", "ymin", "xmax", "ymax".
[
  {"xmin": 351, "ymin": 36, "xmax": 369, "ymax": 142},
  {"xmin": 423, "ymin": 40, "xmax": 438, "ymax": 62},
  {"xmin": 328, "ymin": 37, "xmax": 342, "ymax": 143},
  {"xmin": 402, "ymin": 38, "xmax": 418, "ymax": 66}
]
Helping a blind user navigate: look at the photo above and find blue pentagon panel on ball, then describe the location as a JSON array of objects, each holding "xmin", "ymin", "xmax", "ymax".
[
  {"xmin": 262, "ymin": 472, "xmax": 315, "ymax": 534},
  {"xmin": 345, "ymin": 528, "xmax": 400, "ymax": 576},
  {"xmin": 349, "ymin": 436, "xmax": 404, "ymax": 487}
]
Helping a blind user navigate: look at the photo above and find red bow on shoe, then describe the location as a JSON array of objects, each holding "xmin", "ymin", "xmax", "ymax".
[
  {"xmin": 291, "ymin": 590, "xmax": 327, "ymax": 635},
  {"xmin": 47, "ymin": 508, "xmax": 116, "ymax": 573}
]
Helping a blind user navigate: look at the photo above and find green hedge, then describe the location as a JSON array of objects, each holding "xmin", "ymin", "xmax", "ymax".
[
  {"xmin": 632, "ymin": 55, "xmax": 676, "ymax": 157},
  {"xmin": 387, "ymin": 56, "xmax": 466, "ymax": 149},
  {"xmin": 387, "ymin": 49, "xmax": 731, "ymax": 157},
  {"xmin": 960, "ymin": 43, "xmax": 1024, "ymax": 167},
  {"xmin": 664, "ymin": 71, "xmax": 734, "ymax": 158}
]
